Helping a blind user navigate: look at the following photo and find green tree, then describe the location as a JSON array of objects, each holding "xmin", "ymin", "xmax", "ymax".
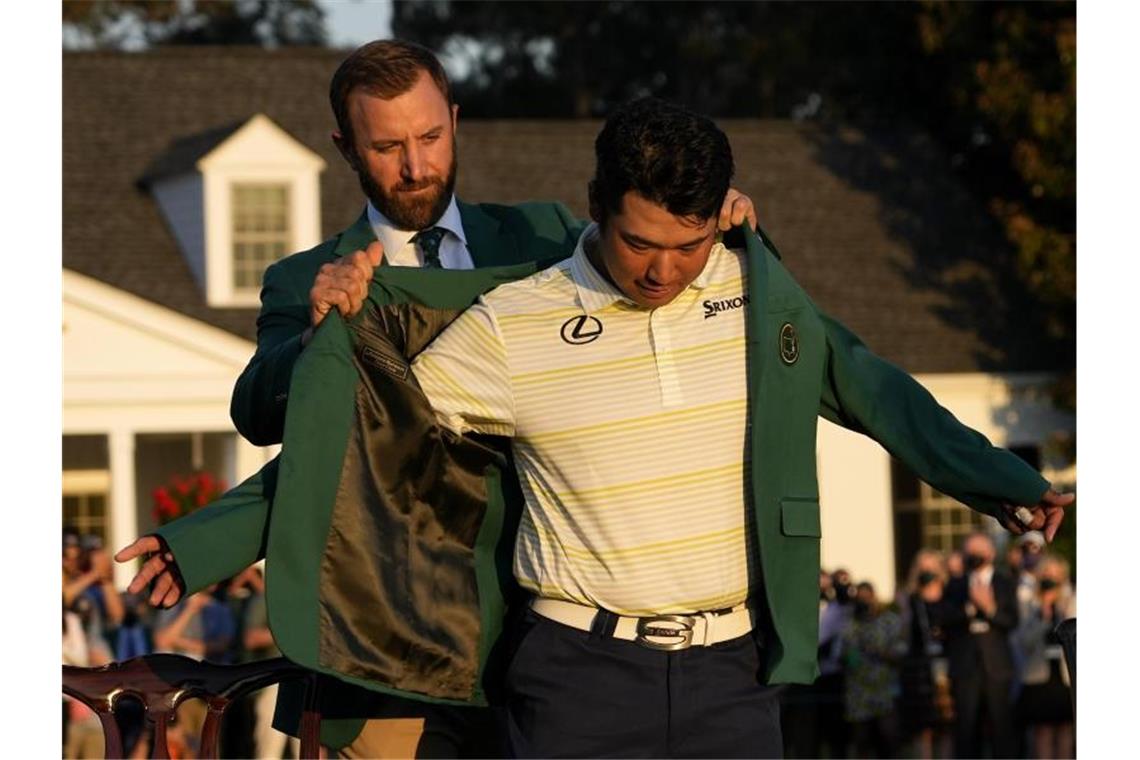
[{"xmin": 63, "ymin": 0, "xmax": 327, "ymax": 49}]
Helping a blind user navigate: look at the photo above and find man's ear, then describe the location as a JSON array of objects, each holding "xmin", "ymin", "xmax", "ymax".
[
  {"xmin": 450, "ymin": 103, "xmax": 459, "ymax": 135},
  {"xmin": 331, "ymin": 130, "xmax": 358, "ymax": 170}
]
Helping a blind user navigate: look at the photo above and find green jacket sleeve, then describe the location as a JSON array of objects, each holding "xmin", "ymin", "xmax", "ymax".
[
  {"xmin": 153, "ymin": 458, "xmax": 279, "ymax": 594},
  {"xmin": 230, "ymin": 261, "xmax": 310, "ymax": 446},
  {"xmin": 816, "ymin": 311, "xmax": 1049, "ymax": 517}
]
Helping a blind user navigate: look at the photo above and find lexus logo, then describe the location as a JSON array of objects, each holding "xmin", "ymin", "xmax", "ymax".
[{"xmin": 561, "ymin": 315, "xmax": 603, "ymax": 345}]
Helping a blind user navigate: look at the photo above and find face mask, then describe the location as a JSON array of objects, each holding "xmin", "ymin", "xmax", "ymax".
[
  {"xmin": 918, "ymin": 571, "xmax": 938, "ymax": 587},
  {"xmin": 965, "ymin": 553, "xmax": 986, "ymax": 571},
  {"xmin": 1022, "ymin": 553, "xmax": 1042, "ymax": 571},
  {"xmin": 1039, "ymin": 578, "xmax": 1059, "ymax": 592}
]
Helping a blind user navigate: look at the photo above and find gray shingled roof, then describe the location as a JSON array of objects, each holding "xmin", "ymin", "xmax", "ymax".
[
  {"xmin": 138, "ymin": 120, "xmax": 245, "ymax": 186},
  {"xmin": 63, "ymin": 47, "xmax": 1064, "ymax": 372}
]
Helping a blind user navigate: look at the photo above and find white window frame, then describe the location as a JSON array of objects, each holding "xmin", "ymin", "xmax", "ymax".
[
  {"xmin": 62, "ymin": 469, "xmax": 112, "ymax": 541},
  {"xmin": 230, "ymin": 181, "xmax": 295, "ymax": 296},
  {"xmin": 196, "ymin": 115, "xmax": 325, "ymax": 308}
]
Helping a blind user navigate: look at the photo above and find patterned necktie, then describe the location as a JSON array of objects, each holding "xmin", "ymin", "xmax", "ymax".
[{"xmin": 413, "ymin": 227, "xmax": 447, "ymax": 269}]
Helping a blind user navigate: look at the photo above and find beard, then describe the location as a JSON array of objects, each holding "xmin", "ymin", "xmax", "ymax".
[{"xmin": 356, "ymin": 144, "xmax": 458, "ymax": 231}]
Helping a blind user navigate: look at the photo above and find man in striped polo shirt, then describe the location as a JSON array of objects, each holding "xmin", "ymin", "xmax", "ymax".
[
  {"xmin": 407, "ymin": 97, "xmax": 1071, "ymax": 757},
  {"xmin": 411, "ymin": 99, "xmax": 772, "ymax": 756}
]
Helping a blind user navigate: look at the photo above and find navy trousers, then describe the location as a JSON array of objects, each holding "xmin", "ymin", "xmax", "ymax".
[{"xmin": 503, "ymin": 610, "xmax": 784, "ymax": 758}]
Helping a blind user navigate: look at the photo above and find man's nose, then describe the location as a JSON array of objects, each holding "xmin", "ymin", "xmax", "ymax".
[
  {"xmin": 646, "ymin": 252, "xmax": 677, "ymax": 283},
  {"xmin": 401, "ymin": 142, "xmax": 424, "ymax": 182}
]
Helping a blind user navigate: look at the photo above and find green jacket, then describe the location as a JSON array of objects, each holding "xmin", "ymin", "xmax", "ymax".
[
  {"xmin": 158, "ymin": 224, "xmax": 1049, "ymax": 748},
  {"xmin": 163, "ymin": 200, "xmax": 585, "ymax": 747},
  {"xmin": 231, "ymin": 201, "xmax": 587, "ymax": 446}
]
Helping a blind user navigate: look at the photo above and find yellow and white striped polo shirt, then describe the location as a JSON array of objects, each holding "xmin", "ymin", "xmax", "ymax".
[{"xmin": 412, "ymin": 224, "xmax": 756, "ymax": 615}]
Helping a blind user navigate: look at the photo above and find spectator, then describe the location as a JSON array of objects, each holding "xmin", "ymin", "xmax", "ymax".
[
  {"xmin": 841, "ymin": 581, "xmax": 906, "ymax": 758},
  {"xmin": 232, "ymin": 565, "xmax": 300, "ymax": 760},
  {"xmin": 1015, "ymin": 531, "xmax": 1048, "ymax": 620},
  {"xmin": 899, "ymin": 549, "xmax": 953, "ymax": 759},
  {"xmin": 939, "ymin": 531, "xmax": 1020, "ymax": 758},
  {"xmin": 1014, "ymin": 554, "xmax": 1076, "ymax": 759},
  {"xmin": 63, "ymin": 530, "xmax": 124, "ymax": 666},
  {"xmin": 153, "ymin": 586, "xmax": 237, "ymax": 756},
  {"xmin": 63, "ymin": 608, "xmax": 104, "ymax": 759},
  {"xmin": 816, "ymin": 568, "xmax": 855, "ymax": 757},
  {"xmin": 781, "ymin": 568, "xmax": 836, "ymax": 757},
  {"xmin": 946, "ymin": 550, "xmax": 965, "ymax": 582}
]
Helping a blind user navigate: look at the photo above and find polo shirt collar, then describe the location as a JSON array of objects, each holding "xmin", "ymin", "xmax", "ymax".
[
  {"xmin": 366, "ymin": 194, "xmax": 467, "ymax": 255},
  {"xmin": 569, "ymin": 223, "xmax": 716, "ymax": 314}
]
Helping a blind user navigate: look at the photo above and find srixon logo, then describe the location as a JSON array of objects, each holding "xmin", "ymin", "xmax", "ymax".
[{"xmin": 703, "ymin": 294, "xmax": 749, "ymax": 319}]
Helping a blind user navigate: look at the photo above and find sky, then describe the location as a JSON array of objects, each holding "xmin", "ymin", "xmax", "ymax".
[{"xmin": 319, "ymin": 0, "xmax": 392, "ymax": 48}]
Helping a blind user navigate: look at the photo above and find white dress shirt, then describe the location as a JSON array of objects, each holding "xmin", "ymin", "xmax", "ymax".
[{"xmin": 366, "ymin": 195, "xmax": 474, "ymax": 270}]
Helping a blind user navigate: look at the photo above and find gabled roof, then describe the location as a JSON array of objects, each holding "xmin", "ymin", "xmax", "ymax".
[{"xmin": 63, "ymin": 47, "xmax": 1068, "ymax": 372}]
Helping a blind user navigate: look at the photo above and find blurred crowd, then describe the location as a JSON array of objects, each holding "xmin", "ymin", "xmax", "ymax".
[
  {"xmin": 62, "ymin": 528, "xmax": 297, "ymax": 759},
  {"xmin": 782, "ymin": 530, "xmax": 1075, "ymax": 759},
  {"xmin": 63, "ymin": 526, "xmax": 1073, "ymax": 760}
]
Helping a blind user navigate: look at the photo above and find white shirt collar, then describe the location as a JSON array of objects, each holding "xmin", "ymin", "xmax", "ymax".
[
  {"xmin": 568, "ymin": 222, "xmax": 717, "ymax": 314},
  {"xmin": 366, "ymin": 194, "xmax": 467, "ymax": 255}
]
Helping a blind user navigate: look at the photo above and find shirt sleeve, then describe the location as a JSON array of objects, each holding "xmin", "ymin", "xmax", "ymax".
[{"xmin": 411, "ymin": 296, "xmax": 516, "ymax": 437}]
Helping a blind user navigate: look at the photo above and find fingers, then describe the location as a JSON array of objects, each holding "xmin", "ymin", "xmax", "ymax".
[
  {"xmin": 160, "ymin": 583, "xmax": 182, "ymax": 608},
  {"xmin": 730, "ymin": 196, "xmax": 757, "ymax": 229},
  {"xmin": 718, "ymin": 189, "xmax": 757, "ymax": 231},
  {"xmin": 150, "ymin": 571, "xmax": 175, "ymax": 607},
  {"xmin": 309, "ymin": 254, "xmax": 374, "ymax": 327},
  {"xmin": 1042, "ymin": 489, "xmax": 1076, "ymax": 508},
  {"xmin": 114, "ymin": 536, "xmax": 160, "ymax": 563},
  {"xmin": 997, "ymin": 505, "xmax": 1027, "ymax": 535},
  {"xmin": 1043, "ymin": 506, "xmax": 1066, "ymax": 543},
  {"xmin": 718, "ymin": 195, "xmax": 734, "ymax": 231},
  {"xmin": 365, "ymin": 240, "xmax": 385, "ymax": 267},
  {"xmin": 126, "ymin": 554, "xmax": 165, "ymax": 594}
]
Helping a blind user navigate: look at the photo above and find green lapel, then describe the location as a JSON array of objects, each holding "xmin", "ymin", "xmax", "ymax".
[
  {"xmin": 332, "ymin": 210, "xmax": 376, "ymax": 258},
  {"xmin": 459, "ymin": 200, "xmax": 520, "ymax": 266},
  {"xmin": 743, "ymin": 223, "xmax": 772, "ymax": 374}
]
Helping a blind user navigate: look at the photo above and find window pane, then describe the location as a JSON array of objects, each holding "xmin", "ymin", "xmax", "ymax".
[{"xmin": 232, "ymin": 183, "xmax": 291, "ymax": 292}]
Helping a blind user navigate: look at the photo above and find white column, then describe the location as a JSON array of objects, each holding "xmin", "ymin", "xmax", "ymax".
[
  {"xmin": 234, "ymin": 437, "xmax": 276, "ymax": 483},
  {"xmin": 817, "ymin": 419, "xmax": 897, "ymax": 598},
  {"xmin": 108, "ymin": 428, "xmax": 138, "ymax": 590}
]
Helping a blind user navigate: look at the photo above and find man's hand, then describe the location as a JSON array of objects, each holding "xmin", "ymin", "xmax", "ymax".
[
  {"xmin": 968, "ymin": 580, "xmax": 996, "ymax": 618},
  {"xmin": 114, "ymin": 536, "xmax": 184, "ymax": 608},
  {"xmin": 88, "ymin": 548, "xmax": 114, "ymax": 582},
  {"xmin": 309, "ymin": 240, "xmax": 385, "ymax": 330},
  {"xmin": 719, "ymin": 188, "xmax": 758, "ymax": 232},
  {"xmin": 998, "ymin": 488, "xmax": 1074, "ymax": 542}
]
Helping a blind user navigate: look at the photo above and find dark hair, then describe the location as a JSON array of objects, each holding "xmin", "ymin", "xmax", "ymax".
[
  {"xmin": 330, "ymin": 39, "xmax": 453, "ymax": 149},
  {"xmin": 589, "ymin": 97, "xmax": 733, "ymax": 226}
]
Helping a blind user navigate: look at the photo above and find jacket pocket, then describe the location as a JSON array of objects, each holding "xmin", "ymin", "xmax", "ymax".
[{"xmin": 780, "ymin": 497, "xmax": 821, "ymax": 538}]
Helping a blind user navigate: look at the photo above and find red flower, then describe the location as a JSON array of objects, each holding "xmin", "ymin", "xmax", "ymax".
[{"xmin": 153, "ymin": 470, "xmax": 224, "ymax": 523}]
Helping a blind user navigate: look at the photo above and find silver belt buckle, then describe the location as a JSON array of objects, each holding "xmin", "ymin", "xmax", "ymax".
[{"xmin": 635, "ymin": 615, "xmax": 696, "ymax": 651}]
